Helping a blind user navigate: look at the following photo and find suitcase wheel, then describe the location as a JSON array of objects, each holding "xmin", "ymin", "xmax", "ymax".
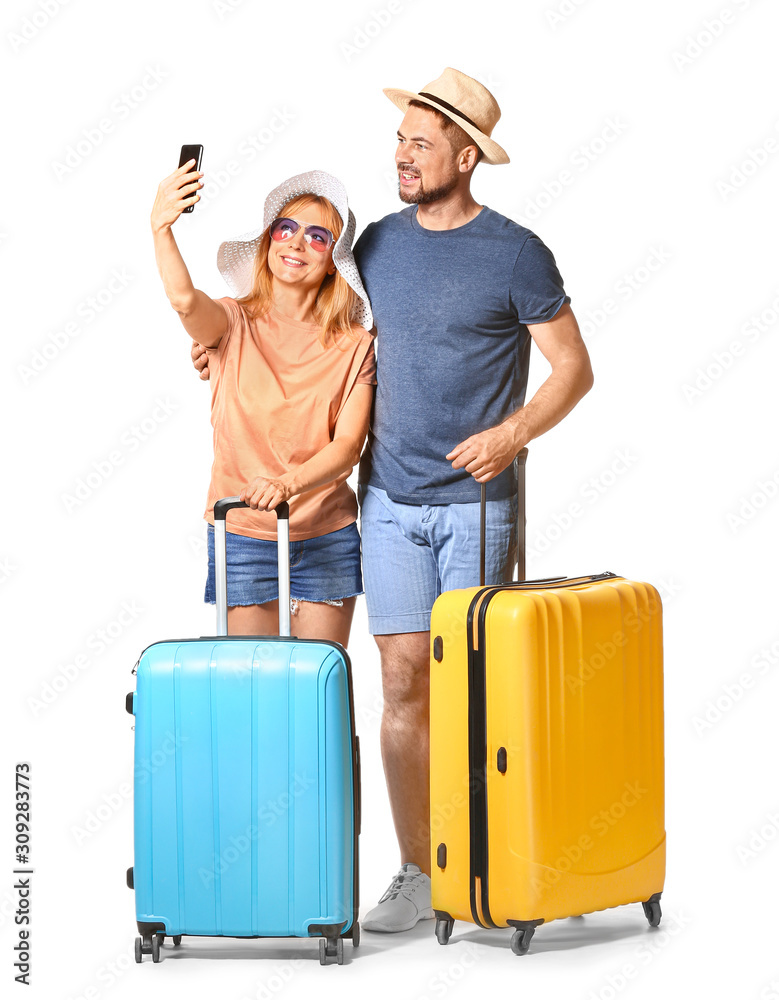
[
  {"xmin": 135, "ymin": 932, "xmax": 161, "ymax": 963},
  {"xmin": 435, "ymin": 916, "xmax": 454, "ymax": 945},
  {"xmin": 172, "ymin": 935, "xmax": 182, "ymax": 946},
  {"xmin": 510, "ymin": 926, "xmax": 535, "ymax": 956},
  {"xmin": 351, "ymin": 921, "xmax": 360, "ymax": 948},
  {"xmin": 642, "ymin": 900, "xmax": 662, "ymax": 927},
  {"xmin": 318, "ymin": 936, "xmax": 344, "ymax": 965}
]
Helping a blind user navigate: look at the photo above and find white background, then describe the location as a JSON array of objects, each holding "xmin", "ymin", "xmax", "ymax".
[{"xmin": 3, "ymin": 0, "xmax": 779, "ymax": 997}]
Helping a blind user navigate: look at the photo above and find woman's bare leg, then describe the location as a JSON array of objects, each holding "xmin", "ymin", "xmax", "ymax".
[
  {"xmin": 293, "ymin": 597, "xmax": 357, "ymax": 647},
  {"xmin": 227, "ymin": 597, "xmax": 357, "ymax": 647}
]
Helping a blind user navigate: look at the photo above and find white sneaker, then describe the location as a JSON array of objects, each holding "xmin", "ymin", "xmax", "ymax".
[{"xmin": 362, "ymin": 863, "xmax": 435, "ymax": 933}]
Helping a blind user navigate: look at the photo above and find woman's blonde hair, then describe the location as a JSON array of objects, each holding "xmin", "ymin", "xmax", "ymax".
[{"xmin": 237, "ymin": 194, "xmax": 360, "ymax": 347}]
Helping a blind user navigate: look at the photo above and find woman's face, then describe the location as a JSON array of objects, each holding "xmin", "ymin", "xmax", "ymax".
[{"xmin": 266, "ymin": 201, "xmax": 337, "ymax": 294}]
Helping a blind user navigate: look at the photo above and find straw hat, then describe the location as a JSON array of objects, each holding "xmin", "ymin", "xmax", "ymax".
[
  {"xmin": 216, "ymin": 169, "xmax": 373, "ymax": 331},
  {"xmin": 383, "ymin": 67, "xmax": 509, "ymax": 165}
]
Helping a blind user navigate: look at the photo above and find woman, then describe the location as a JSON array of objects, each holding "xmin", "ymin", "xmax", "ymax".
[{"xmin": 150, "ymin": 166, "xmax": 375, "ymax": 647}]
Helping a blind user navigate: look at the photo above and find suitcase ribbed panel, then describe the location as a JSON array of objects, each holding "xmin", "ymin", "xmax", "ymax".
[
  {"xmin": 133, "ymin": 638, "xmax": 355, "ymax": 939},
  {"xmin": 430, "ymin": 576, "xmax": 665, "ymax": 929},
  {"xmin": 485, "ymin": 578, "xmax": 664, "ymax": 923}
]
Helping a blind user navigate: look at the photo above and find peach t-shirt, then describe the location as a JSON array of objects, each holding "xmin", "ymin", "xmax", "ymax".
[{"xmin": 204, "ymin": 296, "xmax": 377, "ymax": 541}]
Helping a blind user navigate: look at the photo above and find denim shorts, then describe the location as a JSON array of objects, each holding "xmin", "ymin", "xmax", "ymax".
[
  {"xmin": 358, "ymin": 484, "xmax": 517, "ymax": 635},
  {"xmin": 204, "ymin": 521, "xmax": 363, "ymax": 607}
]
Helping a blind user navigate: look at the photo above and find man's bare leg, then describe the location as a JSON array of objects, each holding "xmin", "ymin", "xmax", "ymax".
[{"xmin": 374, "ymin": 630, "xmax": 431, "ymax": 875}]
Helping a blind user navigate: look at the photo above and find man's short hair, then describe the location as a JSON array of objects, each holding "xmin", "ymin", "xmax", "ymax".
[{"xmin": 409, "ymin": 99, "xmax": 483, "ymax": 166}]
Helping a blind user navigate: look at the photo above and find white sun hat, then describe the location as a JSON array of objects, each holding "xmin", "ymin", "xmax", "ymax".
[{"xmin": 216, "ymin": 169, "xmax": 373, "ymax": 331}]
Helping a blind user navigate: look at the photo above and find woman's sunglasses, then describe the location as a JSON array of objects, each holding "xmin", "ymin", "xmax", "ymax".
[{"xmin": 269, "ymin": 217, "xmax": 336, "ymax": 253}]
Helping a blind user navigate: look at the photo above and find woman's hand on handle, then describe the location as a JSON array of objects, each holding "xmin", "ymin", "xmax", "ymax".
[
  {"xmin": 150, "ymin": 160, "xmax": 203, "ymax": 233},
  {"xmin": 240, "ymin": 475, "xmax": 295, "ymax": 511}
]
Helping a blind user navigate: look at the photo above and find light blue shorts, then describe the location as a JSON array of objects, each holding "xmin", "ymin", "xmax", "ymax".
[{"xmin": 358, "ymin": 484, "xmax": 518, "ymax": 635}]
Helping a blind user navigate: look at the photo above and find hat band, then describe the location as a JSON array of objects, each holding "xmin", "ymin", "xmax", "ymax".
[{"xmin": 418, "ymin": 91, "xmax": 481, "ymax": 132}]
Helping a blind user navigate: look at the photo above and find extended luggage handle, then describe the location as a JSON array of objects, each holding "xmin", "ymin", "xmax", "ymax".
[
  {"xmin": 479, "ymin": 448, "xmax": 528, "ymax": 585},
  {"xmin": 213, "ymin": 498, "xmax": 291, "ymax": 637},
  {"xmin": 478, "ymin": 449, "xmax": 614, "ymax": 590}
]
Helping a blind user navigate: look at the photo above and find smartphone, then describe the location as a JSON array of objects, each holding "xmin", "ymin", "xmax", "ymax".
[{"xmin": 178, "ymin": 144, "xmax": 203, "ymax": 213}]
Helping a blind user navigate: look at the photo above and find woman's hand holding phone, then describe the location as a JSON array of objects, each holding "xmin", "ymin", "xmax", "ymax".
[{"xmin": 150, "ymin": 159, "xmax": 204, "ymax": 234}]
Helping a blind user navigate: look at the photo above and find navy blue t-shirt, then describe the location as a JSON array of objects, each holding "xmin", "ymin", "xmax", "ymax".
[{"xmin": 354, "ymin": 204, "xmax": 570, "ymax": 504}]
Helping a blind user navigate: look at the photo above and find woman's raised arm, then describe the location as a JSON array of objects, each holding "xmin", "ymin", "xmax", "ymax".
[{"xmin": 150, "ymin": 160, "xmax": 227, "ymax": 349}]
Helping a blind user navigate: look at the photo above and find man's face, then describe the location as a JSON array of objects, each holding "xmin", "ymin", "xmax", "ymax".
[{"xmin": 395, "ymin": 105, "xmax": 460, "ymax": 205}]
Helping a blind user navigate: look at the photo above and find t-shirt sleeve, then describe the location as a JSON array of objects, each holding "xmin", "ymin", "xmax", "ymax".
[
  {"xmin": 352, "ymin": 224, "xmax": 374, "ymax": 270},
  {"xmin": 356, "ymin": 338, "xmax": 377, "ymax": 386},
  {"xmin": 209, "ymin": 296, "xmax": 244, "ymax": 359},
  {"xmin": 509, "ymin": 236, "xmax": 571, "ymax": 325}
]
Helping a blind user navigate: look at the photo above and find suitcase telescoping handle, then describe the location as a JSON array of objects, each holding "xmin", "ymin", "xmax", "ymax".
[
  {"xmin": 479, "ymin": 447, "xmax": 528, "ymax": 585},
  {"xmin": 213, "ymin": 497, "xmax": 291, "ymax": 638}
]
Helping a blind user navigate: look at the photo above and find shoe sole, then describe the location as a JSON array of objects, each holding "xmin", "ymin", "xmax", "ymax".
[{"xmin": 362, "ymin": 907, "xmax": 435, "ymax": 934}]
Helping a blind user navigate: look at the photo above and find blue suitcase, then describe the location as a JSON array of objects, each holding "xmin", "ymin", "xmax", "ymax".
[{"xmin": 126, "ymin": 498, "xmax": 361, "ymax": 964}]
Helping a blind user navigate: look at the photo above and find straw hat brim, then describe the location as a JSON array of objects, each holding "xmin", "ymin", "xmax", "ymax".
[{"xmin": 383, "ymin": 88, "xmax": 509, "ymax": 165}]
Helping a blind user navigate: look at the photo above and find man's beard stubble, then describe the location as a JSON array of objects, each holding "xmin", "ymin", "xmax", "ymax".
[{"xmin": 397, "ymin": 167, "xmax": 459, "ymax": 205}]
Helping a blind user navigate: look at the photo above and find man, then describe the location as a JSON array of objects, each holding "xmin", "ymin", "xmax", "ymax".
[
  {"xmin": 352, "ymin": 68, "xmax": 593, "ymax": 933},
  {"xmin": 193, "ymin": 67, "xmax": 593, "ymax": 935}
]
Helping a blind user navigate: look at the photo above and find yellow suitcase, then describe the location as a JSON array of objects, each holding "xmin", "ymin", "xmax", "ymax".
[{"xmin": 429, "ymin": 474, "xmax": 665, "ymax": 956}]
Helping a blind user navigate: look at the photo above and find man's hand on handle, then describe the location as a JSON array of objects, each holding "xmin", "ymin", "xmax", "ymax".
[
  {"xmin": 191, "ymin": 341, "xmax": 210, "ymax": 380},
  {"xmin": 446, "ymin": 422, "xmax": 520, "ymax": 484}
]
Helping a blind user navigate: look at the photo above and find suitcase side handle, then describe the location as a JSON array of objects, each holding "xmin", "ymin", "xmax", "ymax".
[
  {"xmin": 480, "ymin": 447, "xmax": 527, "ymax": 585},
  {"xmin": 213, "ymin": 498, "xmax": 291, "ymax": 637}
]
